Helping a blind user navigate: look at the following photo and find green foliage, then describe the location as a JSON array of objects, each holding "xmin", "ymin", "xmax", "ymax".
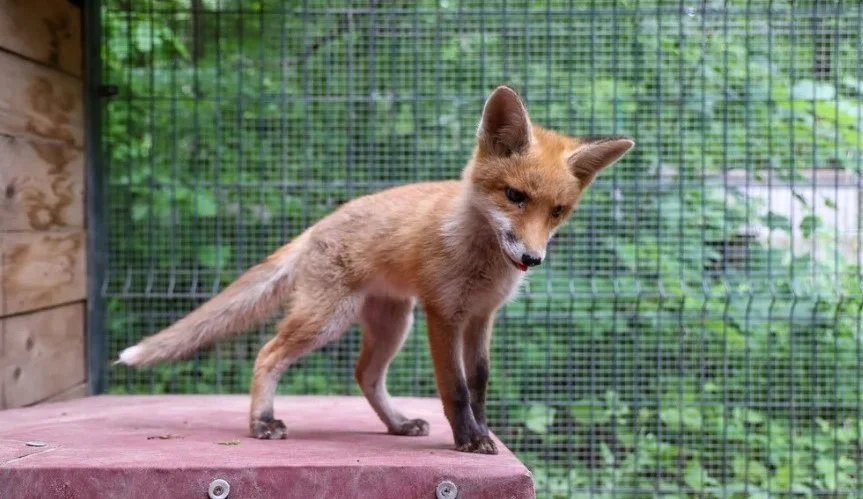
[{"xmin": 103, "ymin": 1, "xmax": 863, "ymax": 496}]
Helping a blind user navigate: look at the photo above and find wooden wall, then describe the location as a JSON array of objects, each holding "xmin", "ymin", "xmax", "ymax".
[{"xmin": 0, "ymin": 0, "xmax": 86, "ymax": 409}]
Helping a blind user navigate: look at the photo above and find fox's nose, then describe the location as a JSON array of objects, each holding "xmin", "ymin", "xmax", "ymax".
[{"xmin": 521, "ymin": 253, "xmax": 543, "ymax": 267}]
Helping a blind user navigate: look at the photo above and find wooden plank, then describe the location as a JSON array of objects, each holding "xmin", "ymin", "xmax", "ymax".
[
  {"xmin": 0, "ymin": 135, "xmax": 84, "ymax": 231},
  {"xmin": 37, "ymin": 381, "xmax": 88, "ymax": 405},
  {"xmin": 1, "ymin": 302, "xmax": 85, "ymax": 408},
  {"xmin": 1, "ymin": 317, "xmax": 4, "ymax": 409},
  {"xmin": 0, "ymin": 230, "xmax": 86, "ymax": 316},
  {"xmin": 0, "ymin": 0, "xmax": 82, "ymax": 76},
  {"xmin": 0, "ymin": 50, "xmax": 83, "ymax": 148}
]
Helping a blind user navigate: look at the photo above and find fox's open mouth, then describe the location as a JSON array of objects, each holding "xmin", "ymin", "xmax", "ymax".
[{"xmin": 509, "ymin": 257, "xmax": 528, "ymax": 272}]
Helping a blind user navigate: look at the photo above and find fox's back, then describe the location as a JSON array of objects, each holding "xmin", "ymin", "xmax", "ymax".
[{"xmin": 289, "ymin": 180, "xmax": 464, "ymax": 294}]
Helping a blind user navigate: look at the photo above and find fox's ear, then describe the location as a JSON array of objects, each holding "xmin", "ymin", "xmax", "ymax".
[
  {"xmin": 568, "ymin": 137, "xmax": 635, "ymax": 184},
  {"xmin": 477, "ymin": 85, "xmax": 532, "ymax": 157}
]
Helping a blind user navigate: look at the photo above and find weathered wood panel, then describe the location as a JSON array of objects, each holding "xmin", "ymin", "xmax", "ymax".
[
  {"xmin": 0, "ymin": 50, "xmax": 83, "ymax": 148},
  {"xmin": 0, "ymin": 135, "xmax": 84, "ymax": 231},
  {"xmin": 0, "ymin": 230, "xmax": 86, "ymax": 316},
  {"xmin": 1, "ymin": 303, "xmax": 85, "ymax": 408},
  {"xmin": 39, "ymin": 381, "xmax": 88, "ymax": 404},
  {"xmin": 0, "ymin": 0, "xmax": 82, "ymax": 76},
  {"xmin": 1, "ymin": 318, "xmax": 4, "ymax": 409}
]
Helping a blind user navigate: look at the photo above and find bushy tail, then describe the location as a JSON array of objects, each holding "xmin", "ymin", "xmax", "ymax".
[{"xmin": 116, "ymin": 238, "xmax": 305, "ymax": 367}]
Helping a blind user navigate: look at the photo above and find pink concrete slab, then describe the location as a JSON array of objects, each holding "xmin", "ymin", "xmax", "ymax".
[{"xmin": 0, "ymin": 395, "xmax": 534, "ymax": 499}]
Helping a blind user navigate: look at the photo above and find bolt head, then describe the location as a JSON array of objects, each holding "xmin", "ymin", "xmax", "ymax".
[{"xmin": 436, "ymin": 479, "xmax": 458, "ymax": 499}]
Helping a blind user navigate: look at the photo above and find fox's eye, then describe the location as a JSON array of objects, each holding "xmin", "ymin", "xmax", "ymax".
[
  {"xmin": 552, "ymin": 206, "xmax": 564, "ymax": 218},
  {"xmin": 505, "ymin": 187, "xmax": 527, "ymax": 205}
]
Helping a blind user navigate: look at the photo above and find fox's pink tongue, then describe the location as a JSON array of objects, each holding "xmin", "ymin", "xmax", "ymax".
[{"xmin": 515, "ymin": 262, "xmax": 528, "ymax": 272}]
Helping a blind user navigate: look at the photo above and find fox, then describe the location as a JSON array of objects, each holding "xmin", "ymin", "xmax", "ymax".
[{"xmin": 116, "ymin": 85, "xmax": 634, "ymax": 454}]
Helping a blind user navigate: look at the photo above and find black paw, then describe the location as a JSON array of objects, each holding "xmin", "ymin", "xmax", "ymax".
[
  {"xmin": 389, "ymin": 418, "xmax": 430, "ymax": 436},
  {"xmin": 455, "ymin": 435, "xmax": 498, "ymax": 454},
  {"xmin": 250, "ymin": 418, "xmax": 287, "ymax": 440}
]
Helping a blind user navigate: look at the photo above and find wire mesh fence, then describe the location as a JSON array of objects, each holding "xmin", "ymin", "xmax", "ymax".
[{"xmin": 100, "ymin": 1, "xmax": 862, "ymax": 496}]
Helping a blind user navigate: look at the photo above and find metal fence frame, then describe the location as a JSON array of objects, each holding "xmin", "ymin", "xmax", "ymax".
[{"xmin": 91, "ymin": 2, "xmax": 863, "ymax": 496}]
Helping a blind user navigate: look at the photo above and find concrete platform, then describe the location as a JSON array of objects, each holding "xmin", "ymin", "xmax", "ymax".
[{"xmin": 0, "ymin": 395, "xmax": 534, "ymax": 498}]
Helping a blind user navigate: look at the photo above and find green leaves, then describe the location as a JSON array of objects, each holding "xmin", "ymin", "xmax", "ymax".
[
  {"xmin": 800, "ymin": 214, "xmax": 822, "ymax": 239},
  {"xmin": 660, "ymin": 407, "xmax": 703, "ymax": 431},
  {"xmin": 733, "ymin": 455, "xmax": 769, "ymax": 483},
  {"xmin": 683, "ymin": 459, "xmax": 719, "ymax": 492},
  {"xmin": 569, "ymin": 399, "xmax": 610, "ymax": 426},
  {"xmin": 197, "ymin": 245, "xmax": 231, "ymax": 269},
  {"xmin": 194, "ymin": 191, "xmax": 219, "ymax": 218},
  {"xmin": 524, "ymin": 405, "xmax": 556, "ymax": 434}
]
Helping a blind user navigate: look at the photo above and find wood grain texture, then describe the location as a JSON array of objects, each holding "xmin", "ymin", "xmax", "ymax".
[
  {"xmin": 1, "ymin": 302, "xmax": 85, "ymax": 408},
  {"xmin": 1, "ymin": 318, "xmax": 4, "ymax": 409},
  {"xmin": 0, "ymin": 50, "xmax": 83, "ymax": 148},
  {"xmin": 0, "ymin": 0, "xmax": 82, "ymax": 76},
  {"xmin": 38, "ymin": 381, "xmax": 88, "ymax": 405},
  {"xmin": 0, "ymin": 135, "xmax": 84, "ymax": 231},
  {"xmin": 0, "ymin": 230, "xmax": 85, "ymax": 316}
]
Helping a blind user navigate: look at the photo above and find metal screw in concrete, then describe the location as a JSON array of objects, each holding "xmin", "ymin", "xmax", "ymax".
[
  {"xmin": 208, "ymin": 479, "xmax": 230, "ymax": 499},
  {"xmin": 436, "ymin": 480, "xmax": 458, "ymax": 499}
]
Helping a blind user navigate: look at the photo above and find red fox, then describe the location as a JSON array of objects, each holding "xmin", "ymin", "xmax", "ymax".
[{"xmin": 117, "ymin": 86, "xmax": 634, "ymax": 454}]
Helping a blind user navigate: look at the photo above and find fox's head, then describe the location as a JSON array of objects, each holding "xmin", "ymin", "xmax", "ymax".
[{"xmin": 466, "ymin": 86, "xmax": 634, "ymax": 272}]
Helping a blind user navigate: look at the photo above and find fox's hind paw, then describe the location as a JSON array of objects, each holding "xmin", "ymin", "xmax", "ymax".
[
  {"xmin": 250, "ymin": 418, "xmax": 287, "ymax": 440},
  {"xmin": 389, "ymin": 418, "xmax": 430, "ymax": 436}
]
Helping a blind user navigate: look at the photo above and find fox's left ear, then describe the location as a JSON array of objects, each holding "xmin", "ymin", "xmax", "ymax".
[{"xmin": 568, "ymin": 137, "xmax": 635, "ymax": 184}]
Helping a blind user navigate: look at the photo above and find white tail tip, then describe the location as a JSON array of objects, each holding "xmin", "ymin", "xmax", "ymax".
[{"xmin": 117, "ymin": 345, "xmax": 143, "ymax": 365}]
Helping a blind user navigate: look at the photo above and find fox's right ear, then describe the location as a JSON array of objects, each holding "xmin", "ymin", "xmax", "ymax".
[{"xmin": 477, "ymin": 85, "xmax": 532, "ymax": 157}]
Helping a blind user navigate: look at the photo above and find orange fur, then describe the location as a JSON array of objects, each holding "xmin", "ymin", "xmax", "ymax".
[{"xmin": 117, "ymin": 85, "xmax": 634, "ymax": 453}]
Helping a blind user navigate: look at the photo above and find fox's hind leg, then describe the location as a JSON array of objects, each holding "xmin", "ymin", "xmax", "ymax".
[
  {"xmin": 249, "ymin": 290, "xmax": 358, "ymax": 439},
  {"xmin": 356, "ymin": 295, "xmax": 429, "ymax": 436}
]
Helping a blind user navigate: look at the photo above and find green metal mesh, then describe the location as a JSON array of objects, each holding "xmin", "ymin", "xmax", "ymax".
[{"xmin": 100, "ymin": 1, "xmax": 863, "ymax": 496}]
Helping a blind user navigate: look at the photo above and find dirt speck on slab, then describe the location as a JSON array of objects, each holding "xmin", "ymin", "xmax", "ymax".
[{"xmin": 147, "ymin": 434, "xmax": 184, "ymax": 440}]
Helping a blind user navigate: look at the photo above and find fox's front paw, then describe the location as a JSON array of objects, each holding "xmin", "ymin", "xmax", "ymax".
[
  {"xmin": 389, "ymin": 418, "xmax": 430, "ymax": 436},
  {"xmin": 251, "ymin": 418, "xmax": 287, "ymax": 440},
  {"xmin": 455, "ymin": 435, "xmax": 498, "ymax": 455}
]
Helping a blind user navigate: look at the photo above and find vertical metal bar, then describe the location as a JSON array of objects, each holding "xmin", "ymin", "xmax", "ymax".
[
  {"xmin": 764, "ymin": 2, "xmax": 775, "ymax": 492},
  {"xmin": 146, "ymin": 0, "xmax": 157, "ymax": 394},
  {"xmin": 586, "ymin": 3, "xmax": 598, "ymax": 493},
  {"xmin": 434, "ymin": 2, "xmax": 442, "ymax": 180},
  {"xmin": 145, "ymin": 0, "xmax": 156, "ymax": 302},
  {"xmin": 698, "ymin": 2, "xmax": 710, "ymax": 493},
  {"xmin": 565, "ymin": 3, "xmax": 576, "ymax": 495},
  {"xmin": 630, "ymin": 0, "xmax": 644, "ymax": 485},
  {"xmin": 609, "ymin": 0, "xmax": 621, "ymax": 494},
  {"xmin": 675, "ymin": 3, "xmax": 686, "ymax": 497},
  {"xmin": 211, "ymin": 0, "xmax": 224, "ymax": 390},
  {"xmin": 742, "ymin": 1, "xmax": 753, "ymax": 493},
  {"xmin": 412, "ymin": 0, "xmax": 419, "ymax": 183},
  {"xmin": 345, "ymin": 0, "xmax": 354, "ymax": 202},
  {"xmin": 809, "ymin": 2, "xmax": 819, "ymax": 485},
  {"xmin": 720, "ymin": 1, "xmax": 731, "ymax": 493},
  {"xmin": 365, "ymin": 3, "xmax": 376, "ymax": 196},
  {"xmin": 84, "ymin": 0, "xmax": 107, "ymax": 396},
  {"xmin": 856, "ymin": 1, "xmax": 863, "ymax": 493},
  {"xmin": 123, "ymin": 0, "xmax": 134, "ymax": 394},
  {"xmin": 653, "ymin": 1, "xmax": 665, "ymax": 493},
  {"xmin": 829, "ymin": 11, "xmax": 842, "ymax": 491},
  {"xmin": 787, "ymin": 3, "xmax": 798, "ymax": 493},
  {"xmin": 501, "ymin": 0, "xmax": 507, "ymax": 79}
]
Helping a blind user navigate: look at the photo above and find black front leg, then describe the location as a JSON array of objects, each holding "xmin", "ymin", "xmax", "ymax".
[
  {"xmin": 464, "ymin": 314, "xmax": 494, "ymax": 436},
  {"xmin": 425, "ymin": 308, "xmax": 497, "ymax": 454}
]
